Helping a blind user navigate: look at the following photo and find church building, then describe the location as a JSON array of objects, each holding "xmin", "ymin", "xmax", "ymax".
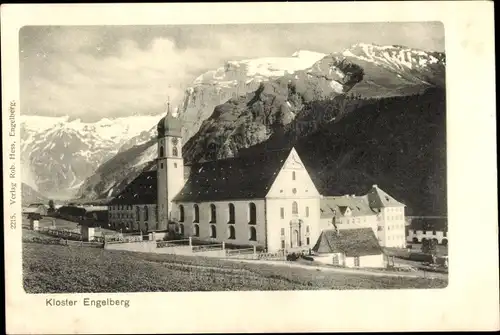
[{"xmin": 108, "ymin": 102, "xmax": 407, "ymax": 253}]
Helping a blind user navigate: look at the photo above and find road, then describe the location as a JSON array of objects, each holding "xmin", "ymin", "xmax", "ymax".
[{"xmin": 226, "ymin": 258, "xmax": 448, "ymax": 280}]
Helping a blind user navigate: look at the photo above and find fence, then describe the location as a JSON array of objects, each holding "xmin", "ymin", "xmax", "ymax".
[
  {"xmin": 103, "ymin": 232, "xmax": 144, "ymax": 244},
  {"xmin": 37, "ymin": 226, "xmax": 83, "ymax": 241},
  {"xmin": 157, "ymin": 239, "xmax": 191, "ymax": 248},
  {"xmin": 192, "ymin": 243, "xmax": 224, "ymax": 253}
]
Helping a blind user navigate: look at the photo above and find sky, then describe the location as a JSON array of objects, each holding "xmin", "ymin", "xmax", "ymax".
[{"xmin": 20, "ymin": 22, "xmax": 444, "ymax": 122}]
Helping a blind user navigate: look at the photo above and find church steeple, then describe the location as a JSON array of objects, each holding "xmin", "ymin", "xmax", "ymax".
[{"xmin": 156, "ymin": 96, "xmax": 184, "ymax": 232}]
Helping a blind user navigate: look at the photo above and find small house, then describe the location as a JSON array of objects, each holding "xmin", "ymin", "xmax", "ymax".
[{"xmin": 311, "ymin": 227, "xmax": 386, "ymax": 268}]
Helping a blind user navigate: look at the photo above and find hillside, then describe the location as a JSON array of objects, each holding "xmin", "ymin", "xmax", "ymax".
[
  {"xmin": 21, "ymin": 183, "xmax": 48, "ymax": 206},
  {"xmin": 23, "ymin": 243, "xmax": 446, "ymax": 293},
  {"xmin": 241, "ymin": 87, "xmax": 447, "ymax": 216}
]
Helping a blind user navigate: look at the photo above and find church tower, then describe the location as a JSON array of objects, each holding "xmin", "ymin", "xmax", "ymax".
[{"xmin": 156, "ymin": 100, "xmax": 184, "ymax": 231}]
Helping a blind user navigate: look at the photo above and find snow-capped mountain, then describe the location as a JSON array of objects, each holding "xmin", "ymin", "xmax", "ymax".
[
  {"xmin": 178, "ymin": 50, "xmax": 327, "ymax": 140},
  {"xmin": 77, "ymin": 44, "xmax": 445, "ymax": 202},
  {"xmin": 21, "ymin": 115, "xmax": 159, "ymax": 199}
]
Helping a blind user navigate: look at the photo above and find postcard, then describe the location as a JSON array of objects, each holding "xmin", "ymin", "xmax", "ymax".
[{"xmin": 2, "ymin": 2, "xmax": 498, "ymax": 334}]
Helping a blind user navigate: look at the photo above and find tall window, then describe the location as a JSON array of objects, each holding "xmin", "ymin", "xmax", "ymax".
[
  {"xmin": 159, "ymin": 146, "xmax": 164, "ymax": 157},
  {"xmin": 292, "ymin": 201, "xmax": 298, "ymax": 214},
  {"xmin": 143, "ymin": 206, "xmax": 149, "ymax": 221},
  {"xmin": 248, "ymin": 202, "xmax": 257, "ymax": 224},
  {"xmin": 228, "ymin": 226, "xmax": 236, "ymax": 239},
  {"xmin": 281, "ymin": 228, "xmax": 285, "ymax": 236},
  {"xmin": 292, "ymin": 171, "xmax": 296, "ymax": 180},
  {"xmin": 179, "ymin": 223, "xmax": 184, "ymax": 235},
  {"xmin": 136, "ymin": 206, "xmax": 140, "ymax": 221},
  {"xmin": 210, "ymin": 204, "xmax": 217, "ymax": 223},
  {"xmin": 354, "ymin": 256, "xmax": 360, "ymax": 267},
  {"xmin": 210, "ymin": 225, "xmax": 217, "ymax": 238},
  {"xmin": 306, "ymin": 206, "xmax": 309, "ymax": 217},
  {"xmin": 249, "ymin": 227, "xmax": 257, "ymax": 241},
  {"xmin": 332, "ymin": 255, "xmax": 340, "ymax": 266},
  {"xmin": 306, "ymin": 225, "xmax": 310, "ymax": 233},
  {"xmin": 193, "ymin": 205, "xmax": 200, "ymax": 223},
  {"xmin": 179, "ymin": 205, "xmax": 185, "ymax": 222},
  {"xmin": 172, "ymin": 146, "xmax": 178, "ymax": 157},
  {"xmin": 193, "ymin": 224, "xmax": 199, "ymax": 237},
  {"xmin": 228, "ymin": 203, "xmax": 235, "ymax": 224}
]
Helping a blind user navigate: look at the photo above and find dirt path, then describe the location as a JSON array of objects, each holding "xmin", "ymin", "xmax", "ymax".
[{"xmin": 225, "ymin": 258, "xmax": 447, "ymax": 279}]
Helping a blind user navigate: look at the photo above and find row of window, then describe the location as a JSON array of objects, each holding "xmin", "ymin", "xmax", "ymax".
[
  {"xmin": 413, "ymin": 230, "xmax": 447, "ymax": 237},
  {"xmin": 386, "ymin": 207, "xmax": 403, "ymax": 212},
  {"xmin": 182, "ymin": 223, "xmax": 257, "ymax": 241},
  {"xmin": 178, "ymin": 203, "xmax": 258, "ymax": 224},
  {"xmin": 387, "ymin": 215, "xmax": 404, "ymax": 220},
  {"xmin": 110, "ymin": 205, "xmax": 133, "ymax": 210},
  {"xmin": 280, "ymin": 203, "xmax": 309, "ymax": 219},
  {"xmin": 343, "ymin": 217, "xmax": 368, "ymax": 224},
  {"xmin": 387, "ymin": 224, "xmax": 405, "ymax": 230}
]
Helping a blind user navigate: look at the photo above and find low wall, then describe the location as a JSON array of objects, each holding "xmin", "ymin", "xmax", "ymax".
[
  {"xmin": 104, "ymin": 241, "xmax": 157, "ymax": 252},
  {"xmin": 155, "ymin": 245, "xmax": 194, "ymax": 255}
]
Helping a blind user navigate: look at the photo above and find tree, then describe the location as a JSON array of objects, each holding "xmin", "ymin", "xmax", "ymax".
[
  {"xmin": 421, "ymin": 238, "xmax": 438, "ymax": 263},
  {"xmin": 48, "ymin": 199, "xmax": 55, "ymax": 215}
]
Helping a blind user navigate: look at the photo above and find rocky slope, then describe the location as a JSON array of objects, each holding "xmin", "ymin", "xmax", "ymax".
[
  {"xmin": 21, "ymin": 183, "xmax": 49, "ymax": 206},
  {"xmin": 21, "ymin": 115, "xmax": 159, "ymax": 199},
  {"xmin": 77, "ymin": 43, "xmax": 446, "ymax": 206},
  {"xmin": 240, "ymin": 87, "xmax": 447, "ymax": 216}
]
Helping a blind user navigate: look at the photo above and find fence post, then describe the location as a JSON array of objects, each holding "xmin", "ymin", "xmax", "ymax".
[
  {"xmin": 253, "ymin": 245, "xmax": 256, "ymax": 255},
  {"xmin": 189, "ymin": 236, "xmax": 192, "ymax": 246},
  {"xmin": 222, "ymin": 242, "xmax": 225, "ymax": 250}
]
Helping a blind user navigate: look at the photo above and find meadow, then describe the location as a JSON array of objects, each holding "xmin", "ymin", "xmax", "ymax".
[{"xmin": 23, "ymin": 242, "xmax": 448, "ymax": 293}]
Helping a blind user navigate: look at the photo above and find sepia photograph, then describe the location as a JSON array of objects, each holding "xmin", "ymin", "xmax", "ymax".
[
  {"xmin": 19, "ymin": 22, "xmax": 448, "ymax": 293},
  {"xmin": 2, "ymin": 2, "xmax": 498, "ymax": 334}
]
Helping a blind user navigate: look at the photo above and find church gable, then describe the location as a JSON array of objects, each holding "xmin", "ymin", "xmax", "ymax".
[{"xmin": 266, "ymin": 148, "xmax": 320, "ymax": 198}]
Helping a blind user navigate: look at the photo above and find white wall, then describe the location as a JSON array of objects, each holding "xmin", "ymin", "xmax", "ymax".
[
  {"xmin": 157, "ymin": 135, "xmax": 184, "ymax": 230},
  {"xmin": 172, "ymin": 200, "xmax": 266, "ymax": 249},
  {"xmin": 265, "ymin": 148, "xmax": 321, "ymax": 252},
  {"xmin": 407, "ymin": 229, "xmax": 448, "ymax": 244},
  {"xmin": 380, "ymin": 206, "xmax": 406, "ymax": 248},
  {"xmin": 344, "ymin": 254, "xmax": 385, "ymax": 268}
]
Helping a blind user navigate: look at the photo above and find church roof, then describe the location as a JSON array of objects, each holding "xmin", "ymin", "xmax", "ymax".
[
  {"xmin": 312, "ymin": 228, "xmax": 383, "ymax": 257},
  {"xmin": 157, "ymin": 103, "xmax": 182, "ymax": 138},
  {"xmin": 173, "ymin": 148, "xmax": 292, "ymax": 202},
  {"xmin": 366, "ymin": 184, "xmax": 405, "ymax": 208},
  {"xmin": 320, "ymin": 195, "xmax": 377, "ymax": 219},
  {"xmin": 108, "ymin": 171, "xmax": 157, "ymax": 205}
]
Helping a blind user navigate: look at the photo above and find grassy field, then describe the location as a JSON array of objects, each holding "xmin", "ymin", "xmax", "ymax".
[{"xmin": 23, "ymin": 243, "xmax": 447, "ymax": 293}]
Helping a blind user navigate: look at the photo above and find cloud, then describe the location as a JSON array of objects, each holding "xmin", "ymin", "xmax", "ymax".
[{"xmin": 20, "ymin": 23, "xmax": 444, "ymax": 122}]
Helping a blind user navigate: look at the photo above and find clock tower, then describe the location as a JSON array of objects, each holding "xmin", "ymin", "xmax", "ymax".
[{"xmin": 156, "ymin": 100, "xmax": 184, "ymax": 231}]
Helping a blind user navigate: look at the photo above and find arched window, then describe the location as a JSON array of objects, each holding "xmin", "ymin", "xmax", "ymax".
[
  {"xmin": 248, "ymin": 202, "xmax": 256, "ymax": 224},
  {"xmin": 412, "ymin": 237, "xmax": 419, "ymax": 243},
  {"xmin": 228, "ymin": 203, "xmax": 235, "ymax": 224},
  {"xmin": 292, "ymin": 171, "xmax": 296, "ymax": 180},
  {"xmin": 159, "ymin": 146, "xmax": 164, "ymax": 157},
  {"xmin": 172, "ymin": 146, "xmax": 178, "ymax": 157},
  {"xmin": 210, "ymin": 204, "xmax": 216, "ymax": 223},
  {"xmin": 179, "ymin": 223, "xmax": 184, "ymax": 235},
  {"xmin": 210, "ymin": 225, "xmax": 217, "ymax": 238},
  {"xmin": 249, "ymin": 226, "xmax": 257, "ymax": 241},
  {"xmin": 306, "ymin": 206, "xmax": 309, "ymax": 217},
  {"xmin": 144, "ymin": 206, "xmax": 149, "ymax": 221},
  {"xmin": 136, "ymin": 206, "xmax": 140, "ymax": 221},
  {"xmin": 442, "ymin": 238, "xmax": 448, "ymax": 246},
  {"xmin": 193, "ymin": 205, "xmax": 200, "ymax": 223},
  {"xmin": 292, "ymin": 201, "xmax": 298, "ymax": 214},
  {"xmin": 228, "ymin": 226, "xmax": 236, "ymax": 239},
  {"xmin": 193, "ymin": 224, "xmax": 200, "ymax": 237},
  {"xmin": 179, "ymin": 205, "xmax": 185, "ymax": 222}
]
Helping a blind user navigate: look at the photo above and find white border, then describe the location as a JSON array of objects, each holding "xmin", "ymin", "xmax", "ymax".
[{"xmin": 2, "ymin": 2, "xmax": 498, "ymax": 333}]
